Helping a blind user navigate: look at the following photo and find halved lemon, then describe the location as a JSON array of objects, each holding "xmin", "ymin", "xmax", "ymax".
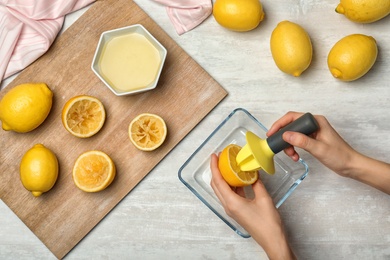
[
  {"xmin": 62, "ymin": 95, "xmax": 106, "ymax": 138},
  {"xmin": 218, "ymin": 144, "xmax": 258, "ymax": 187},
  {"xmin": 72, "ymin": 150, "xmax": 115, "ymax": 192},
  {"xmin": 128, "ymin": 113, "xmax": 167, "ymax": 151}
]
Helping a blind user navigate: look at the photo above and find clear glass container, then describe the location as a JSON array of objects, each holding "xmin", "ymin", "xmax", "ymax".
[{"xmin": 178, "ymin": 108, "xmax": 309, "ymax": 237}]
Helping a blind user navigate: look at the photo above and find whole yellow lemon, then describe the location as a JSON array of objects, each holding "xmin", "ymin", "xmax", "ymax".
[
  {"xmin": 335, "ymin": 0, "xmax": 390, "ymax": 23},
  {"xmin": 270, "ymin": 21, "xmax": 313, "ymax": 77},
  {"xmin": 213, "ymin": 0, "xmax": 265, "ymax": 32},
  {"xmin": 20, "ymin": 144, "xmax": 59, "ymax": 197},
  {"xmin": 327, "ymin": 34, "xmax": 378, "ymax": 81},
  {"xmin": 0, "ymin": 83, "xmax": 53, "ymax": 133}
]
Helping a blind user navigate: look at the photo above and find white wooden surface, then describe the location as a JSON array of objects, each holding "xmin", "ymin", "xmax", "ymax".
[{"xmin": 1, "ymin": 0, "xmax": 390, "ymax": 259}]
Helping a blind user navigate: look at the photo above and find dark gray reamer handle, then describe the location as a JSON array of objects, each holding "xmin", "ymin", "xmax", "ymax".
[{"xmin": 267, "ymin": 113, "xmax": 319, "ymax": 154}]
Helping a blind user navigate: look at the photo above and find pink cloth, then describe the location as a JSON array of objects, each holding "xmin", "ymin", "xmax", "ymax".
[
  {"xmin": 153, "ymin": 0, "xmax": 212, "ymax": 35},
  {"xmin": 0, "ymin": 0, "xmax": 95, "ymax": 85}
]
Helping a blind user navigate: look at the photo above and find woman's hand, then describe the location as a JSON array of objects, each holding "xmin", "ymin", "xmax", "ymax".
[
  {"xmin": 267, "ymin": 111, "xmax": 357, "ymax": 177},
  {"xmin": 267, "ymin": 111, "xmax": 390, "ymax": 194},
  {"xmin": 210, "ymin": 154, "xmax": 296, "ymax": 260}
]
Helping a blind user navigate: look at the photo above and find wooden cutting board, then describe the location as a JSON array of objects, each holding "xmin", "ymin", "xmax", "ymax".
[{"xmin": 0, "ymin": 1, "xmax": 227, "ymax": 258}]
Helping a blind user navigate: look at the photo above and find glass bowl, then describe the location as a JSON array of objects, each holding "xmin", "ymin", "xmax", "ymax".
[{"xmin": 178, "ymin": 108, "xmax": 309, "ymax": 237}]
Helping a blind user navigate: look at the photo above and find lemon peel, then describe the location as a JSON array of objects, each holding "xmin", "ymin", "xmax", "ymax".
[
  {"xmin": 128, "ymin": 113, "xmax": 167, "ymax": 151},
  {"xmin": 72, "ymin": 150, "xmax": 116, "ymax": 192},
  {"xmin": 62, "ymin": 95, "xmax": 106, "ymax": 138}
]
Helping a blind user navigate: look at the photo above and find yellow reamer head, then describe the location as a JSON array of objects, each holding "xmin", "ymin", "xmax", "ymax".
[
  {"xmin": 235, "ymin": 113, "xmax": 319, "ymax": 175},
  {"xmin": 236, "ymin": 131, "xmax": 276, "ymax": 174}
]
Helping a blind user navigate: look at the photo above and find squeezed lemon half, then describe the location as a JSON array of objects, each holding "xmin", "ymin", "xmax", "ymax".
[
  {"xmin": 62, "ymin": 95, "xmax": 106, "ymax": 138},
  {"xmin": 128, "ymin": 113, "xmax": 167, "ymax": 151},
  {"xmin": 72, "ymin": 150, "xmax": 116, "ymax": 192}
]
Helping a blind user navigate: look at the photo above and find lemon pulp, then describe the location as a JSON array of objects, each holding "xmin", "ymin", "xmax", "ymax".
[
  {"xmin": 99, "ymin": 33, "xmax": 161, "ymax": 92},
  {"xmin": 218, "ymin": 144, "xmax": 258, "ymax": 187}
]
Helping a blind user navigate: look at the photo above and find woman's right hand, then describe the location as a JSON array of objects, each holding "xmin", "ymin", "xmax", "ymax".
[
  {"xmin": 266, "ymin": 111, "xmax": 357, "ymax": 177},
  {"xmin": 267, "ymin": 111, "xmax": 390, "ymax": 194}
]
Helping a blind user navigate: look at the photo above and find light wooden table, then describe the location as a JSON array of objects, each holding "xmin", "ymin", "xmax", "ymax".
[{"xmin": 1, "ymin": 1, "xmax": 389, "ymax": 259}]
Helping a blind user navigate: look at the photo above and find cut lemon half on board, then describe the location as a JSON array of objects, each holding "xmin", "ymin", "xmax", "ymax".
[
  {"xmin": 218, "ymin": 144, "xmax": 258, "ymax": 187},
  {"xmin": 62, "ymin": 95, "xmax": 106, "ymax": 138},
  {"xmin": 129, "ymin": 113, "xmax": 167, "ymax": 151},
  {"xmin": 72, "ymin": 150, "xmax": 116, "ymax": 192}
]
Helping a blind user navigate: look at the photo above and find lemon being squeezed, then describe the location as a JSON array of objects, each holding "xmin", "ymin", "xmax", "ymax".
[{"xmin": 218, "ymin": 144, "xmax": 258, "ymax": 187}]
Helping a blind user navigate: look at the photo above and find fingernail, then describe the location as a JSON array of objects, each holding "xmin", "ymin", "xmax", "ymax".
[{"xmin": 283, "ymin": 131, "xmax": 294, "ymax": 142}]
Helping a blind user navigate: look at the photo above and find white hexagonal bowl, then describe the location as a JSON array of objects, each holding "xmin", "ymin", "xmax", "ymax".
[{"xmin": 91, "ymin": 24, "xmax": 167, "ymax": 96}]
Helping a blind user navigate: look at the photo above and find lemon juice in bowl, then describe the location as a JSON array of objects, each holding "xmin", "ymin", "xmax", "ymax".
[
  {"xmin": 91, "ymin": 24, "xmax": 167, "ymax": 96},
  {"xmin": 99, "ymin": 33, "xmax": 161, "ymax": 92}
]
